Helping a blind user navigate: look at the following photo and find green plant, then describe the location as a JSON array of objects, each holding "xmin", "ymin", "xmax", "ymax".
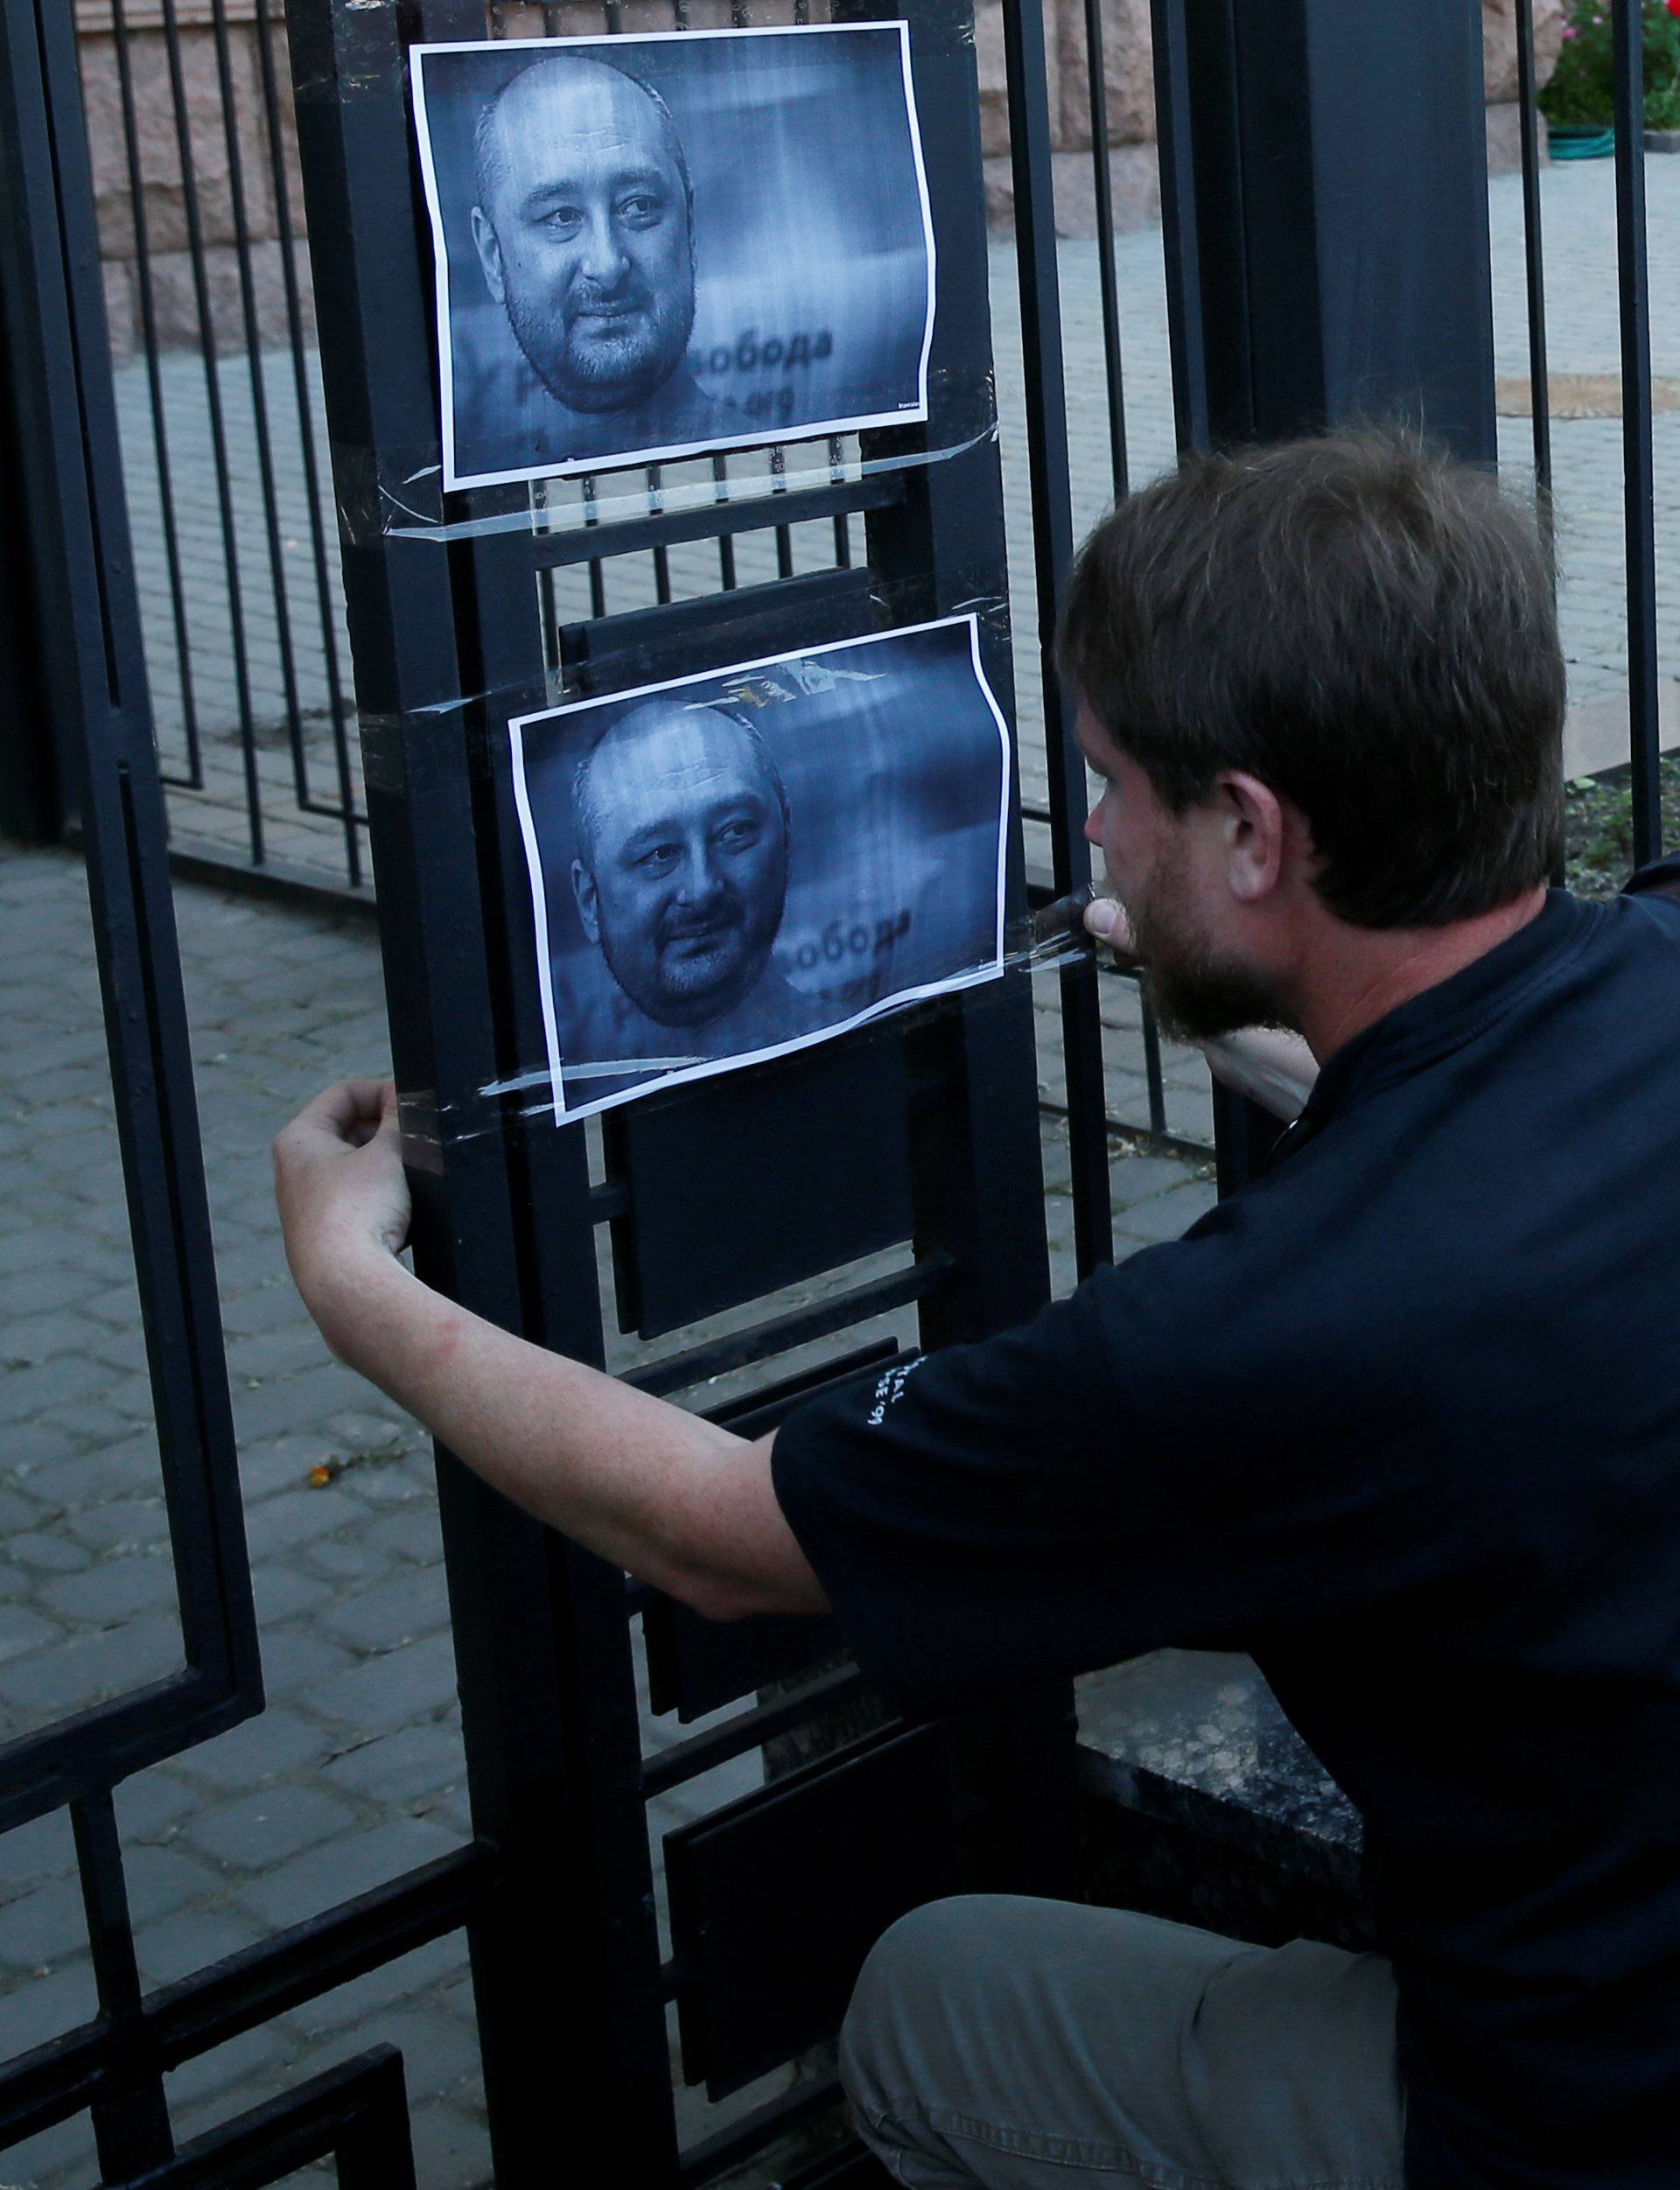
[
  {"xmin": 1563, "ymin": 754, "xmax": 1680, "ymax": 900},
  {"xmin": 1540, "ymin": 0, "xmax": 1680, "ymax": 128}
]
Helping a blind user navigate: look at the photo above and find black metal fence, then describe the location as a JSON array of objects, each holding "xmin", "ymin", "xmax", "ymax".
[
  {"xmin": 85, "ymin": 0, "xmax": 363, "ymax": 886},
  {"xmin": 79, "ymin": 0, "xmax": 1678, "ymax": 1172}
]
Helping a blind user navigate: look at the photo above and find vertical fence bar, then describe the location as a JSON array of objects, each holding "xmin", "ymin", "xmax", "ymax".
[
  {"xmin": 1082, "ymin": 0, "xmax": 1130, "ymax": 500},
  {"xmin": 251, "ymin": 0, "xmax": 363, "ymax": 885},
  {"xmin": 74, "ymin": 1792, "xmax": 175, "ymax": 2177},
  {"xmin": 648, "ymin": 465, "xmax": 673, "ymax": 603},
  {"xmin": 156, "ymin": 0, "xmax": 265, "ymax": 864},
  {"xmin": 1139, "ymin": 1004, "xmax": 1166, "ymax": 1136},
  {"xmin": 1000, "ymin": 0, "xmax": 1114, "ymax": 1274},
  {"xmin": 830, "ymin": 434, "xmax": 851, "ymax": 565},
  {"xmin": 1515, "ymin": 0, "xmax": 1564, "ymax": 888},
  {"xmin": 109, "ymin": 0, "xmax": 203, "ymax": 794},
  {"xmin": 534, "ymin": 479, "xmax": 564, "ymax": 676},
  {"xmin": 1088, "ymin": 0, "xmax": 1175, "ymax": 1153},
  {"xmin": 206, "ymin": 0, "xmax": 312, "ymax": 821},
  {"xmin": 1514, "ymin": 0, "xmax": 1551, "ymax": 521},
  {"xmin": 581, "ymin": 473, "xmax": 608, "ymax": 619},
  {"xmin": 1146, "ymin": 0, "xmax": 1212, "ymax": 455},
  {"xmin": 770, "ymin": 443, "xmax": 795, "ymax": 577},
  {"xmin": 712, "ymin": 454, "xmax": 738, "ymax": 587},
  {"xmin": 1611, "ymin": 0, "xmax": 1662, "ymax": 863}
]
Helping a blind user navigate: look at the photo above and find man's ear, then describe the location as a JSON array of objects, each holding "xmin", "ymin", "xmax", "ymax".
[
  {"xmin": 471, "ymin": 206, "xmax": 506, "ymax": 306},
  {"xmin": 571, "ymin": 859, "xmax": 602, "ymax": 945},
  {"xmin": 1215, "ymin": 771, "xmax": 1290, "ymax": 906}
]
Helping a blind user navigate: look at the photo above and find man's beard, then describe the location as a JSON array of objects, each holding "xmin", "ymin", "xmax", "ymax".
[
  {"xmin": 1124, "ymin": 850, "xmax": 1290, "ymax": 1046},
  {"xmin": 648, "ymin": 896, "xmax": 755, "ymax": 1024},
  {"xmin": 600, "ymin": 871, "xmax": 786, "ymax": 1030},
  {"xmin": 507, "ymin": 271, "xmax": 695, "ymax": 418}
]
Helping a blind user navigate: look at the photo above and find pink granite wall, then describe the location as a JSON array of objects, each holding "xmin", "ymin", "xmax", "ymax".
[{"xmin": 78, "ymin": 0, "xmax": 1566, "ymax": 353}]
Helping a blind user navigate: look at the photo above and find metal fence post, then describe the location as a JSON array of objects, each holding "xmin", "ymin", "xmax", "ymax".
[
  {"xmin": 1150, "ymin": 0, "xmax": 1498, "ymax": 1190},
  {"xmin": 1153, "ymin": 0, "xmax": 1496, "ymax": 464},
  {"xmin": 0, "ymin": 207, "xmax": 64, "ymax": 843}
]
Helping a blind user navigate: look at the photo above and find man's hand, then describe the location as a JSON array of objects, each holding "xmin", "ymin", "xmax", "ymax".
[
  {"xmin": 272, "ymin": 1079, "xmax": 410, "ymax": 1349},
  {"xmin": 1083, "ymin": 893, "xmax": 1142, "ymax": 965},
  {"xmin": 1083, "ymin": 895, "xmax": 1318, "ymax": 1122}
]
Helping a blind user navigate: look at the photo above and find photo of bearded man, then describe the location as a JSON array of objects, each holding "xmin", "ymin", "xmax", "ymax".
[
  {"xmin": 411, "ymin": 25, "xmax": 936, "ymax": 490},
  {"xmin": 508, "ymin": 619, "xmax": 1011, "ymax": 1121},
  {"xmin": 466, "ymin": 55, "xmax": 722, "ymax": 457}
]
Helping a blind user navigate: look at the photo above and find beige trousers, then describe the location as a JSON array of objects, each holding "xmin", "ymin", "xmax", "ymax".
[{"xmin": 839, "ymin": 1896, "xmax": 1405, "ymax": 2189}]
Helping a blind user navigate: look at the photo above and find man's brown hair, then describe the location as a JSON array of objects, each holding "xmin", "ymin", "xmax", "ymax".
[{"xmin": 1056, "ymin": 430, "xmax": 1565, "ymax": 929}]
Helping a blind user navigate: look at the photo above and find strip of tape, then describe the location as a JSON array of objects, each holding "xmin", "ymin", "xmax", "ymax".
[
  {"xmin": 396, "ymin": 905, "xmax": 1097, "ymax": 1155},
  {"xmin": 328, "ymin": 423, "xmax": 998, "ymax": 549}
]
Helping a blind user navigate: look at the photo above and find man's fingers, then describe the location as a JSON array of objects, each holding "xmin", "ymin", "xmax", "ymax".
[
  {"xmin": 280, "ymin": 1079, "xmax": 394, "ymax": 1154},
  {"xmin": 336, "ymin": 1076, "xmax": 394, "ymax": 1128},
  {"xmin": 304, "ymin": 1078, "xmax": 385, "ymax": 1130},
  {"xmin": 358, "ymin": 1082, "xmax": 404, "ymax": 1151},
  {"xmin": 1084, "ymin": 896, "xmax": 1138, "ymax": 960},
  {"xmin": 272, "ymin": 1076, "xmax": 412, "ymax": 1319}
]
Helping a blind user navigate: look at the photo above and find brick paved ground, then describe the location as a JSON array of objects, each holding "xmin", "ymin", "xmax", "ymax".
[
  {"xmin": 5, "ymin": 150, "xmax": 1674, "ymax": 2188},
  {"xmin": 0, "ymin": 836, "xmax": 1214, "ymax": 2187}
]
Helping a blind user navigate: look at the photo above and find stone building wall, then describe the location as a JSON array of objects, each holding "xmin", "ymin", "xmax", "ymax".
[
  {"xmin": 76, "ymin": 0, "xmax": 805, "ymax": 354},
  {"xmin": 78, "ymin": 0, "xmax": 1564, "ymax": 353}
]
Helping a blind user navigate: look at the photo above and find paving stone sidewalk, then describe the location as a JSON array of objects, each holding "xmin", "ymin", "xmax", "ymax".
[{"xmin": 0, "ymin": 836, "xmax": 1215, "ymax": 2187}]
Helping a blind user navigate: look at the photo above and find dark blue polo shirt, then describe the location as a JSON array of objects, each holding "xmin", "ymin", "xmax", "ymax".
[{"xmin": 773, "ymin": 861, "xmax": 1680, "ymax": 2189}]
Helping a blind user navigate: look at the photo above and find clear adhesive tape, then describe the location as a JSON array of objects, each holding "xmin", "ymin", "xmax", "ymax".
[
  {"xmin": 396, "ymin": 893, "xmax": 1101, "ymax": 1154},
  {"xmin": 330, "ymin": 423, "xmax": 1000, "ymax": 549}
]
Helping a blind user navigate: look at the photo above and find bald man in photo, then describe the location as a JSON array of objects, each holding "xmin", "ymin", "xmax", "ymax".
[
  {"xmin": 460, "ymin": 52, "xmax": 731, "ymax": 471},
  {"xmin": 561, "ymin": 702, "xmax": 814, "ymax": 1085}
]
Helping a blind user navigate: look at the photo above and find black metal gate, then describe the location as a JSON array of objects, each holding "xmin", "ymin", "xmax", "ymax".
[
  {"xmin": 4, "ymin": 0, "xmax": 1087, "ymax": 2178},
  {"xmin": 84, "ymin": 0, "xmax": 366, "ymax": 895},
  {"xmin": 0, "ymin": 4, "xmax": 468, "ymax": 2180}
]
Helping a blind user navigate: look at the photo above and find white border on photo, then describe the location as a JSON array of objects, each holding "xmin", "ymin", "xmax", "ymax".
[
  {"xmin": 410, "ymin": 24, "xmax": 937, "ymax": 494},
  {"xmin": 508, "ymin": 613, "xmax": 1010, "ymax": 1124}
]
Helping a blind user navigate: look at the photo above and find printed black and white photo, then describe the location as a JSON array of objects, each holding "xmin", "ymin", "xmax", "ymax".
[
  {"xmin": 510, "ymin": 618, "xmax": 1009, "ymax": 1121},
  {"xmin": 410, "ymin": 25, "xmax": 935, "ymax": 491}
]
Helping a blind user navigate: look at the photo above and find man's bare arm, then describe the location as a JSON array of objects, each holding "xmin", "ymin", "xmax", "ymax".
[{"xmin": 273, "ymin": 1081, "xmax": 829, "ymax": 1623}]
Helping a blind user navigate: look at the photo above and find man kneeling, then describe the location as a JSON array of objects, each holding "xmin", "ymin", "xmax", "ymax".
[{"xmin": 275, "ymin": 431, "xmax": 1680, "ymax": 2190}]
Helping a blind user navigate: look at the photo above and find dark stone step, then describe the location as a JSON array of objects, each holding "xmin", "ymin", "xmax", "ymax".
[{"xmin": 1075, "ymin": 1650, "xmax": 1376, "ymax": 1951}]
